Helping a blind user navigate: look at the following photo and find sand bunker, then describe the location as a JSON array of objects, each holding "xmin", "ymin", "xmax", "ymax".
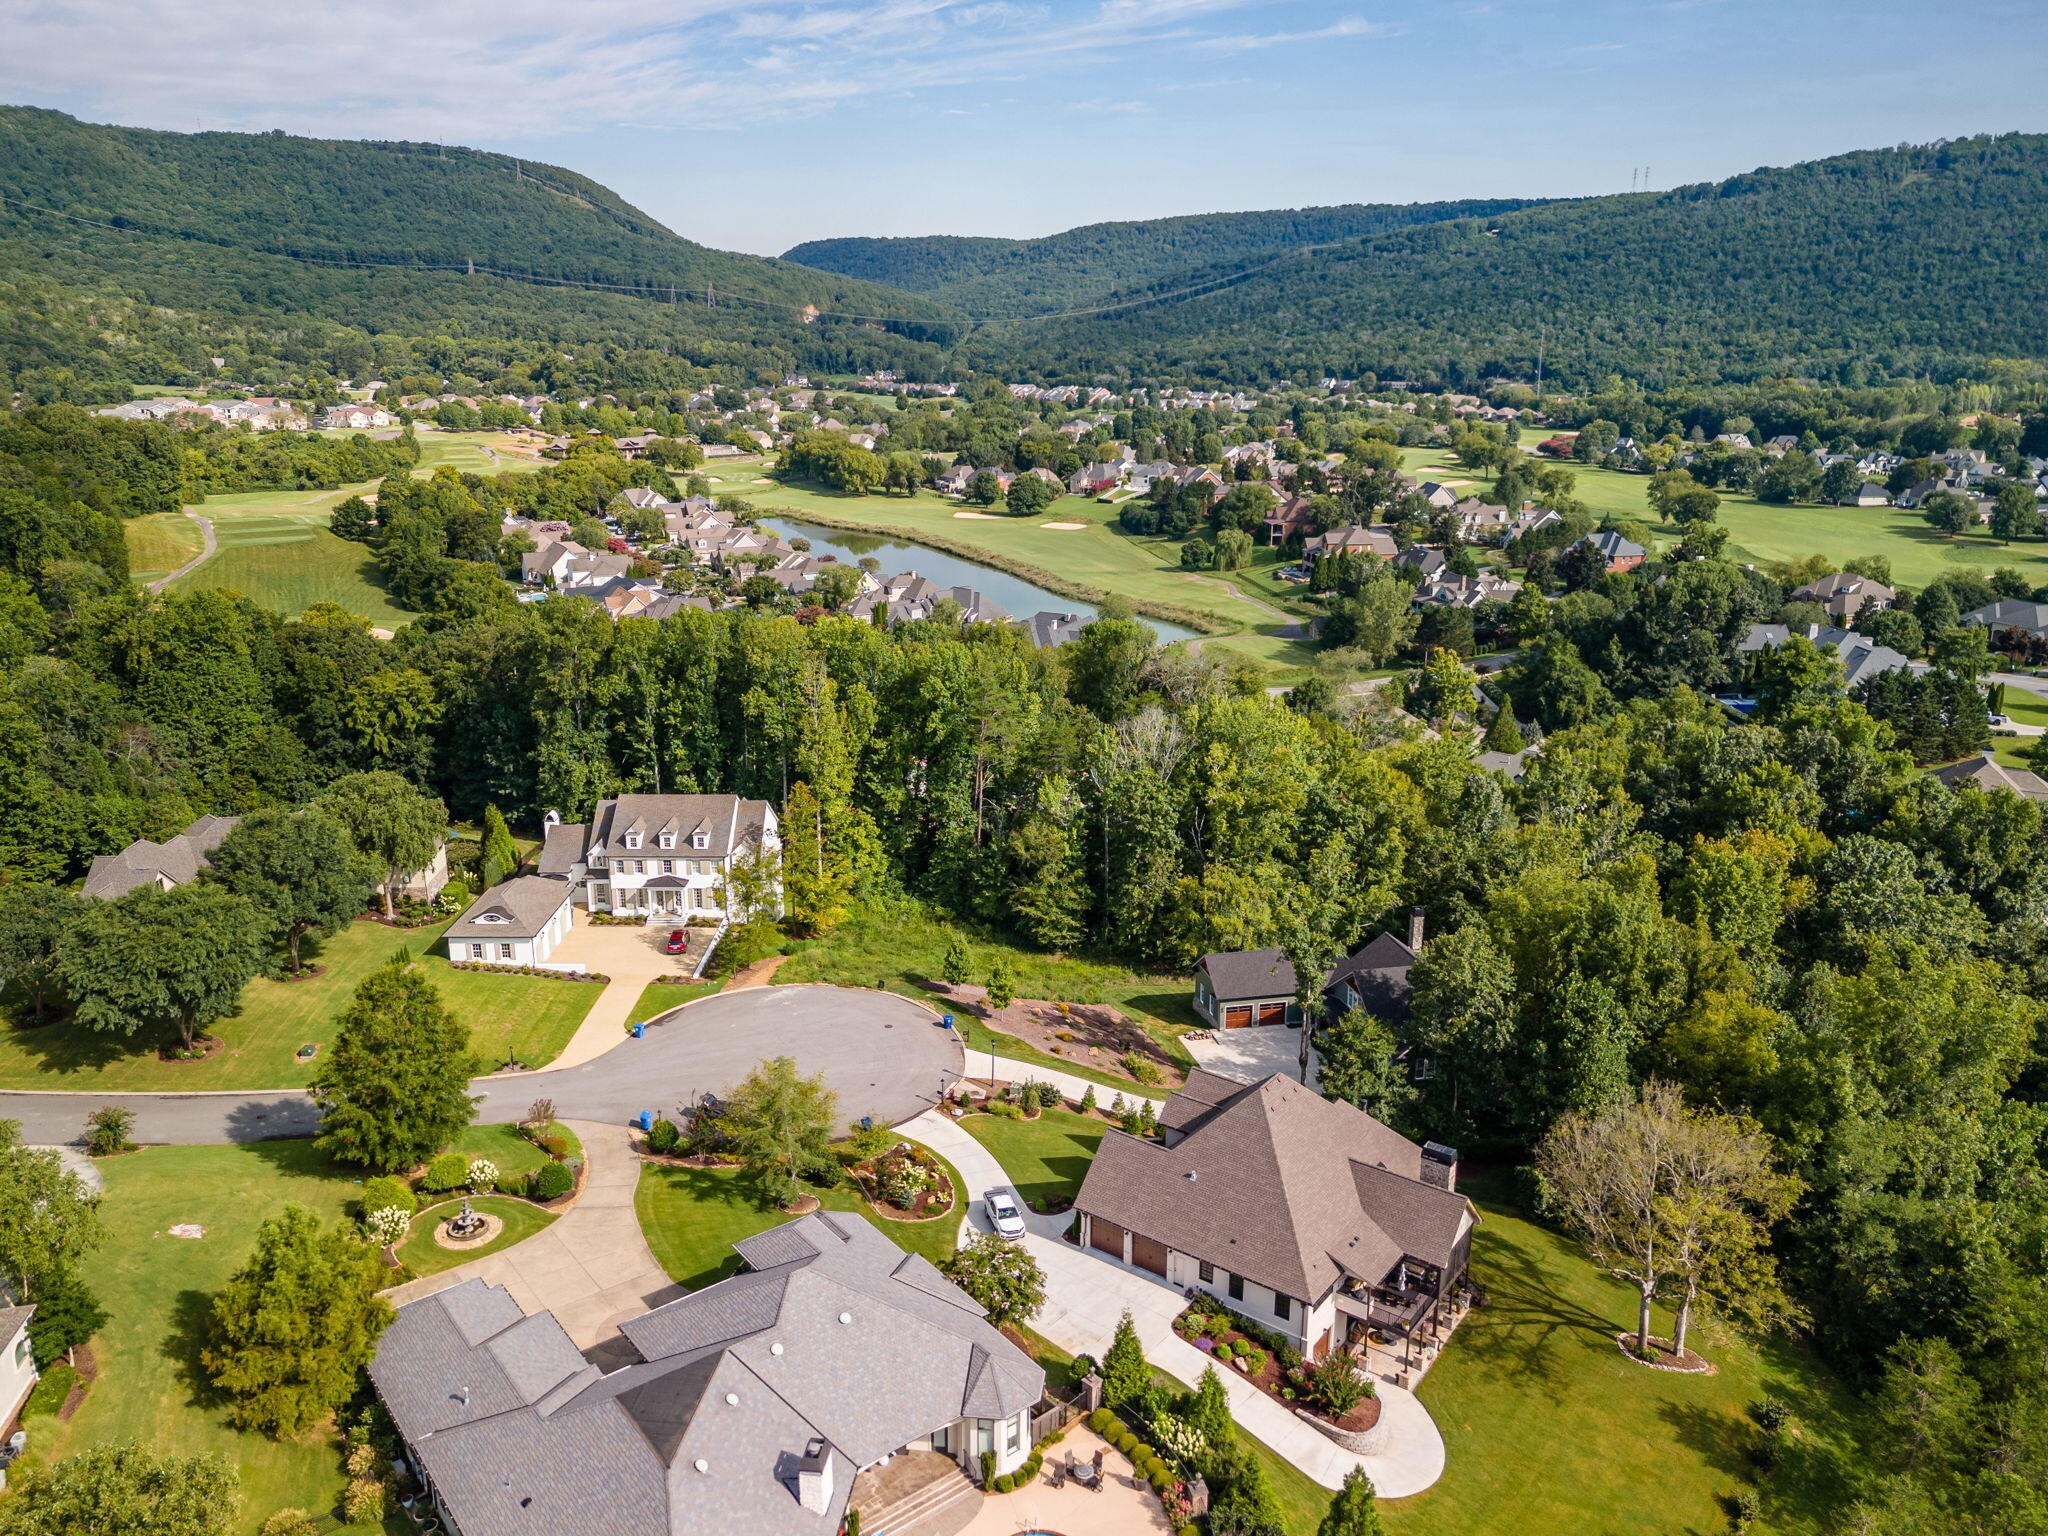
[
  {"xmin": 952, "ymin": 511, "xmax": 1002, "ymax": 519},
  {"xmin": 1040, "ymin": 521, "xmax": 1089, "ymax": 530}
]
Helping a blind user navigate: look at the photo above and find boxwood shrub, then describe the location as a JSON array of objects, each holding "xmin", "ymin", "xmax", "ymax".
[
  {"xmin": 421, "ymin": 1152, "xmax": 468, "ymax": 1193},
  {"xmin": 529, "ymin": 1161, "xmax": 575, "ymax": 1200},
  {"xmin": 359, "ymin": 1176, "xmax": 416, "ymax": 1216}
]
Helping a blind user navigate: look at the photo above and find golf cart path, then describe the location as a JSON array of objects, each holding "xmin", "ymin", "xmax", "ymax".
[{"xmin": 146, "ymin": 511, "xmax": 216, "ymax": 592}]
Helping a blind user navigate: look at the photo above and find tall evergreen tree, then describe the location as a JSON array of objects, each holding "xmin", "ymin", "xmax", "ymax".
[{"xmin": 310, "ymin": 968, "xmax": 475, "ymax": 1171}]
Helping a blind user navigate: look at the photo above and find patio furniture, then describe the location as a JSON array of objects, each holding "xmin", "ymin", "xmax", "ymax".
[{"xmin": 1049, "ymin": 1458, "xmax": 1066, "ymax": 1489}]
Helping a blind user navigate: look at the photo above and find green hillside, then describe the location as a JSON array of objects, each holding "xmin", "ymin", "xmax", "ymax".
[
  {"xmin": 957, "ymin": 134, "xmax": 2048, "ymax": 387},
  {"xmin": 782, "ymin": 197, "xmax": 1543, "ymax": 319},
  {"xmin": 0, "ymin": 106, "xmax": 956, "ymax": 395}
]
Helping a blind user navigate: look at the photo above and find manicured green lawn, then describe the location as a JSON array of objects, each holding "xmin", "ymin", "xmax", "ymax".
[
  {"xmin": 699, "ymin": 460, "xmax": 1295, "ymax": 640},
  {"xmin": 0, "ymin": 919, "xmax": 599, "ymax": 1090},
  {"xmin": 636, "ymin": 1155, "xmax": 965, "ymax": 1290},
  {"xmin": 1381, "ymin": 1178, "xmax": 1863, "ymax": 1536},
  {"xmin": 1402, "ymin": 445, "xmax": 2048, "ymax": 590},
  {"xmin": 444, "ymin": 1120, "xmax": 582, "ymax": 1184},
  {"xmin": 775, "ymin": 900, "xmax": 1198, "ymax": 1090},
  {"xmin": 18, "ymin": 1141, "xmax": 384, "ymax": 1535},
  {"xmin": 961, "ymin": 1108, "xmax": 1104, "ymax": 1211},
  {"xmin": 395, "ymin": 1194, "xmax": 555, "ymax": 1279},
  {"xmin": 125, "ymin": 510, "xmax": 208, "ymax": 582},
  {"xmin": 167, "ymin": 482, "xmax": 414, "ymax": 626},
  {"xmin": 627, "ymin": 978, "xmax": 726, "ymax": 1025},
  {"xmin": 409, "ymin": 428, "xmax": 546, "ymax": 477}
]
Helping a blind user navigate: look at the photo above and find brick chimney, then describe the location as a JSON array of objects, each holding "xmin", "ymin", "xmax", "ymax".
[
  {"xmin": 1420, "ymin": 1141, "xmax": 1459, "ymax": 1192},
  {"xmin": 1408, "ymin": 906, "xmax": 1426, "ymax": 953}
]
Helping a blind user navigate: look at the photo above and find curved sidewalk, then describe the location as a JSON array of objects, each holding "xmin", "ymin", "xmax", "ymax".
[
  {"xmin": 903, "ymin": 1109, "xmax": 1446, "ymax": 1499},
  {"xmin": 383, "ymin": 1120, "xmax": 680, "ymax": 1347}
]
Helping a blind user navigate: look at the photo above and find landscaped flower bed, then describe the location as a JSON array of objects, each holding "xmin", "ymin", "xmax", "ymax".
[
  {"xmin": 1174, "ymin": 1299, "xmax": 1381, "ymax": 1434},
  {"xmin": 851, "ymin": 1143, "xmax": 957, "ymax": 1222}
]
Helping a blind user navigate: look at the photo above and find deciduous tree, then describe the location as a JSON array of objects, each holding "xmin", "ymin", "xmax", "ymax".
[
  {"xmin": 206, "ymin": 806, "xmax": 376, "ymax": 973},
  {"xmin": 57, "ymin": 883, "xmax": 265, "ymax": 1053},
  {"xmin": 0, "ymin": 1444, "xmax": 239, "ymax": 1536},
  {"xmin": 0, "ymin": 882, "xmax": 81, "ymax": 1022},
  {"xmin": 725, "ymin": 1055, "xmax": 839, "ymax": 1205},
  {"xmin": 319, "ymin": 771, "xmax": 446, "ymax": 920},
  {"xmin": 941, "ymin": 1232, "xmax": 1045, "ymax": 1326},
  {"xmin": 0, "ymin": 1118, "xmax": 102, "ymax": 1302}
]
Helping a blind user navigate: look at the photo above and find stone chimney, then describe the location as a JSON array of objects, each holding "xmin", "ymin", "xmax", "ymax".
[
  {"xmin": 1420, "ymin": 1142, "xmax": 1459, "ymax": 1192},
  {"xmin": 1408, "ymin": 907, "xmax": 1426, "ymax": 953},
  {"xmin": 794, "ymin": 1439, "xmax": 833, "ymax": 1513}
]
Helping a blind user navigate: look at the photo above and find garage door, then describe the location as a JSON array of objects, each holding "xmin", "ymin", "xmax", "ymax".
[
  {"xmin": 1223, "ymin": 1004, "xmax": 1253, "ymax": 1029},
  {"xmin": 1256, "ymin": 1001, "xmax": 1287, "ymax": 1027},
  {"xmin": 1130, "ymin": 1233, "xmax": 1169, "ymax": 1276},
  {"xmin": 1090, "ymin": 1217, "xmax": 1127, "ymax": 1260}
]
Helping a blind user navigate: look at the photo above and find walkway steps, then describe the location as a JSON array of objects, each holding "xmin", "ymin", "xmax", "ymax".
[{"xmin": 866, "ymin": 1466, "xmax": 980, "ymax": 1536}]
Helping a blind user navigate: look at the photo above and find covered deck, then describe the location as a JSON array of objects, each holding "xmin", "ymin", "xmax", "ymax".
[{"xmin": 1332, "ymin": 1256, "xmax": 1474, "ymax": 1388}]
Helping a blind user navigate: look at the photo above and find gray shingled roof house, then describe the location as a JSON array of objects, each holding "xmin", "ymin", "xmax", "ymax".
[
  {"xmin": 81, "ymin": 814, "xmax": 239, "ymax": 899},
  {"xmin": 1321, "ymin": 917, "xmax": 1423, "ymax": 1025},
  {"xmin": 1074, "ymin": 1071, "xmax": 1472, "ymax": 1366},
  {"xmin": 444, "ymin": 875, "xmax": 573, "ymax": 966},
  {"xmin": 538, "ymin": 795, "xmax": 782, "ymax": 922},
  {"xmin": 372, "ymin": 1213, "xmax": 1044, "ymax": 1536},
  {"xmin": 1930, "ymin": 751, "xmax": 2048, "ymax": 802},
  {"xmin": 1192, "ymin": 948, "xmax": 1299, "ymax": 1028}
]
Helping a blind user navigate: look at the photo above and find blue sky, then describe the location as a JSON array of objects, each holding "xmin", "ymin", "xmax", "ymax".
[{"xmin": 6, "ymin": 0, "xmax": 2047, "ymax": 255}]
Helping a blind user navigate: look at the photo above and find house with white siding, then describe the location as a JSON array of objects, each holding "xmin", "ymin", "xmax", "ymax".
[{"xmin": 537, "ymin": 794, "xmax": 781, "ymax": 921}]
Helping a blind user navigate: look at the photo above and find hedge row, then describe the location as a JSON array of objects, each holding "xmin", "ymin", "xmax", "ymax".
[{"xmin": 1085, "ymin": 1409, "xmax": 1177, "ymax": 1497}]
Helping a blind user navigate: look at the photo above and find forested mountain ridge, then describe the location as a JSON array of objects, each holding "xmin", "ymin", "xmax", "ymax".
[
  {"xmin": 0, "ymin": 107, "xmax": 957, "ymax": 397},
  {"xmin": 944, "ymin": 134, "xmax": 2048, "ymax": 388},
  {"xmin": 782, "ymin": 197, "xmax": 1546, "ymax": 319}
]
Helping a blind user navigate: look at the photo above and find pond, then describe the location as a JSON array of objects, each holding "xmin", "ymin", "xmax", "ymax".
[{"xmin": 760, "ymin": 517, "xmax": 1199, "ymax": 645}]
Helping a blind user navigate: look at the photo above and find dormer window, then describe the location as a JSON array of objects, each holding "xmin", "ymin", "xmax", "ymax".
[
  {"xmin": 624, "ymin": 833, "xmax": 641, "ymax": 850},
  {"xmin": 691, "ymin": 831, "xmax": 710, "ymax": 850},
  {"xmin": 659, "ymin": 834, "xmax": 675, "ymax": 849}
]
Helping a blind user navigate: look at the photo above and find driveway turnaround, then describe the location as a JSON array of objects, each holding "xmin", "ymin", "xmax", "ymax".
[
  {"xmin": 383, "ymin": 1121, "xmax": 679, "ymax": 1347},
  {"xmin": 475, "ymin": 984, "xmax": 963, "ymax": 1132},
  {"xmin": 905, "ymin": 1109, "xmax": 1447, "ymax": 1499},
  {"xmin": 0, "ymin": 984, "xmax": 963, "ymax": 1146},
  {"xmin": 539, "ymin": 912, "xmax": 706, "ymax": 1071}
]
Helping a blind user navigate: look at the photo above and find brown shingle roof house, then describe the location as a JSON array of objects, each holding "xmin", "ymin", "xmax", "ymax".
[{"xmin": 1074, "ymin": 1070, "xmax": 1474, "ymax": 1361}]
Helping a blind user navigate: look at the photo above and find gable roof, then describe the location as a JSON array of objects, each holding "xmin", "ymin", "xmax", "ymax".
[
  {"xmin": 1197, "ymin": 948, "xmax": 1297, "ymax": 1002},
  {"xmin": 445, "ymin": 876, "xmax": 570, "ymax": 941},
  {"xmin": 585, "ymin": 795, "xmax": 774, "ymax": 861},
  {"xmin": 1931, "ymin": 752, "xmax": 2048, "ymax": 801},
  {"xmin": 373, "ymin": 1213, "xmax": 1042, "ymax": 1536},
  {"xmin": 1075, "ymin": 1072, "xmax": 1472, "ymax": 1303},
  {"xmin": 82, "ymin": 813, "xmax": 240, "ymax": 900}
]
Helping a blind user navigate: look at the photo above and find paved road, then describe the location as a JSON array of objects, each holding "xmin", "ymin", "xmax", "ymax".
[{"xmin": 0, "ymin": 985, "xmax": 963, "ymax": 1147}]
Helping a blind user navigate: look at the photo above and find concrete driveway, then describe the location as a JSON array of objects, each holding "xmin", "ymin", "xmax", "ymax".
[
  {"xmin": 1183, "ymin": 1024, "xmax": 1316, "ymax": 1088},
  {"xmin": 383, "ymin": 1120, "xmax": 680, "ymax": 1347},
  {"xmin": 0, "ymin": 985, "xmax": 964, "ymax": 1146},
  {"xmin": 906, "ymin": 1109, "xmax": 1446, "ymax": 1499},
  {"xmin": 545, "ymin": 912, "xmax": 704, "ymax": 1070}
]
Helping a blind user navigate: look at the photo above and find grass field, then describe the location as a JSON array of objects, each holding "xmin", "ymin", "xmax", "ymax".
[
  {"xmin": 636, "ymin": 1155, "xmax": 966, "ymax": 1289},
  {"xmin": 1378, "ymin": 1177, "xmax": 1863, "ymax": 1536},
  {"xmin": 0, "ymin": 918, "xmax": 600, "ymax": 1090},
  {"xmin": 444, "ymin": 1120, "xmax": 583, "ymax": 1184},
  {"xmin": 1402, "ymin": 445, "xmax": 2048, "ymax": 590},
  {"xmin": 396, "ymin": 1193, "xmax": 556, "ymax": 1279},
  {"xmin": 959, "ymin": 1107, "xmax": 1103, "ymax": 1211},
  {"xmin": 701, "ymin": 460, "xmax": 1314, "ymax": 661},
  {"xmin": 17, "ymin": 1141, "xmax": 386, "ymax": 1535},
  {"xmin": 775, "ymin": 901, "xmax": 1200, "ymax": 1090},
  {"xmin": 126, "ymin": 510, "xmax": 209, "ymax": 583},
  {"xmin": 163, "ymin": 481, "xmax": 412, "ymax": 626},
  {"xmin": 627, "ymin": 978, "xmax": 727, "ymax": 1025}
]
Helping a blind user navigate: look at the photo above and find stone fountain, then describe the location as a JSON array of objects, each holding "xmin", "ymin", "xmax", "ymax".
[{"xmin": 444, "ymin": 1198, "xmax": 487, "ymax": 1241}]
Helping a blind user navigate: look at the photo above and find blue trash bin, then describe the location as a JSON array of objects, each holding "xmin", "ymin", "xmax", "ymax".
[
  {"xmin": 632, "ymin": 1022, "xmax": 646, "ymax": 1038},
  {"xmin": 941, "ymin": 1013, "xmax": 955, "ymax": 1031},
  {"xmin": 636, "ymin": 1110, "xmax": 653, "ymax": 1132}
]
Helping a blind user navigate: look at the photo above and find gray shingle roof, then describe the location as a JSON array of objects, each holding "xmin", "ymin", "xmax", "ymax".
[
  {"xmin": 373, "ymin": 1214, "xmax": 1041, "ymax": 1536},
  {"xmin": 1077, "ymin": 1072, "xmax": 1473, "ymax": 1304},
  {"xmin": 81, "ymin": 814, "xmax": 239, "ymax": 900},
  {"xmin": 537, "ymin": 821, "xmax": 587, "ymax": 877},
  {"xmin": 585, "ymin": 795, "xmax": 773, "ymax": 861},
  {"xmin": 1931, "ymin": 752, "xmax": 2048, "ymax": 801},
  {"xmin": 1198, "ymin": 948, "xmax": 1297, "ymax": 1002},
  {"xmin": 444, "ymin": 875, "xmax": 569, "ymax": 942}
]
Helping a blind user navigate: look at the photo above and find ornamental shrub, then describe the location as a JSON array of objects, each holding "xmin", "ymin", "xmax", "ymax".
[
  {"xmin": 359, "ymin": 1176, "xmax": 416, "ymax": 1217},
  {"xmin": 1087, "ymin": 1407, "xmax": 1115, "ymax": 1435},
  {"xmin": 364, "ymin": 1206, "xmax": 411, "ymax": 1247},
  {"xmin": 422, "ymin": 1152, "xmax": 468, "ymax": 1192},
  {"xmin": 646, "ymin": 1118, "xmax": 681, "ymax": 1153},
  {"xmin": 530, "ymin": 1161, "xmax": 574, "ymax": 1200}
]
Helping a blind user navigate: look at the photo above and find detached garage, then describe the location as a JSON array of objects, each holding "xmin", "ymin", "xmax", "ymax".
[{"xmin": 1192, "ymin": 948, "xmax": 1299, "ymax": 1029}]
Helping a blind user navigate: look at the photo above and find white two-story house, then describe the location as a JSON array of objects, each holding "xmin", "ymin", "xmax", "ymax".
[{"xmin": 538, "ymin": 793, "xmax": 782, "ymax": 921}]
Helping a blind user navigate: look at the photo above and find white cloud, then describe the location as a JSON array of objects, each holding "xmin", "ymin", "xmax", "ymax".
[{"xmin": 0, "ymin": 0, "xmax": 1345, "ymax": 141}]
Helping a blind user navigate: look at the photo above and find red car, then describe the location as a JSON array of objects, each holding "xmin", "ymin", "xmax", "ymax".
[{"xmin": 664, "ymin": 929, "xmax": 687, "ymax": 955}]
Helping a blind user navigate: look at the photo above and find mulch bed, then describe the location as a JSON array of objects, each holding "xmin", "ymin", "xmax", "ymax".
[
  {"xmin": 59, "ymin": 1345, "xmax": 97, "ymax": 1421},
  {"xmin": 931, "ymin": 983, "xmax": 1183, "ymax": 1087},
  {"xmin": 156, "ymin": 1034, "xmax": 224, "ymax": 1063},
  {"xmin": 271, "ymin": 964, "xmax": 329, "ymax": 983},
  {"xmin": 1184, "ymin": 1319, "xmax": 1381, "ymax": 1432},
  {"xmin": 850, "ymin": 1149, "xmax": 957, "ymax": 1224},
  {"xmin": 1616, "ymin": 1334, "xmax": 1716, "ymax": 1374},
  {"xmin": 782, "ymin": 1194, "xmax": 822, "ymax": 1215}
]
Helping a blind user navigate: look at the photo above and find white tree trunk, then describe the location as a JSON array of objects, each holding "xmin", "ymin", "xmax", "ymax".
[{"xmin": 1636, "ymin": 1285, "xmax": 1655, "ymax": 1356}]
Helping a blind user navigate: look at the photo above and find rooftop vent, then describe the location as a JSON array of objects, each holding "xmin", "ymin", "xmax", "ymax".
[
  {"xmin": 694, "ymin": 1459, "xmax": 710, "ymax": 1475},
  {"xmin": 770, "ymin": 1341, "xmax": 784, "ymax": 1356},
  {"xmin": 1184, "ymin": 1170, "xmax": 1198, "ymax": 1181},
  {"xmin": 725, "ymin": 1392, "xmax": 739, "ymax": 1407},
  {"xmin": 838, "ymin": 1312, "xmax": 852, "ymax": 1325}
]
